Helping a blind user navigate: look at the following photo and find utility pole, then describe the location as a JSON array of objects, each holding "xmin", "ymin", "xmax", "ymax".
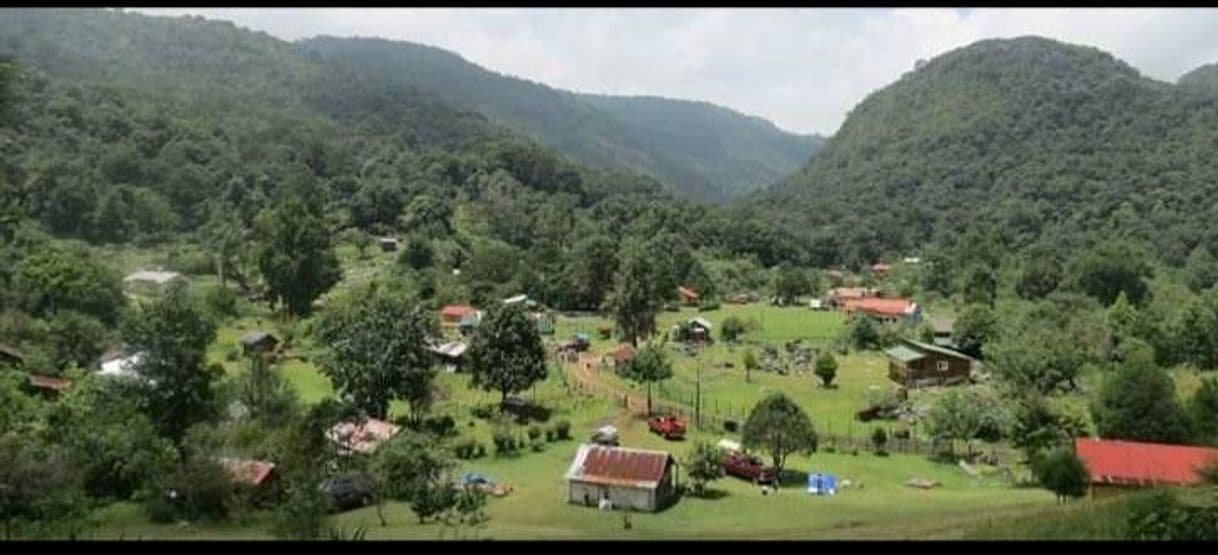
[{"xmin": 695, "ymin": 365, "xmax": 702, "ymax": 430}]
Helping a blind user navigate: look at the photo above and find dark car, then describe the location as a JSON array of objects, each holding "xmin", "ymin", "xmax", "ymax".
[
  {"xmin": 320, "ymin": 474, "xmax": 376, "ymax": 512},
  {"xmin": 721, "ymin": 450, "xmax": 776, "ymax": 484}
]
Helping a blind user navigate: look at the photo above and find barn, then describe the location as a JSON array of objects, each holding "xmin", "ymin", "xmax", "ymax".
[
  {"xmin": 885, "ymin": 338, "xmax": 973, "ymax": 388},
  {"xmin": 1074, "ymin": 438, "xmax": 1218, "ymax": 497},
  {"xmin": 565, "ymin": 444, "xmax": 677, "ymax": 513}
]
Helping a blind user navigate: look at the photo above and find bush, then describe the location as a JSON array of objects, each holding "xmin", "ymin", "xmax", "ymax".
[
  {"xmin": 527, "ymin": 425, "xmax": 542, "ymax": 441},
  {"xmin": 554, "ymin": 420, "xmax": 571, "ymax": 440},
  {"xmin": 163, "ymin": 248, "xmax": 215, "ymax": 276},
  {"xmin": 544, "ymin": 428, "xmax": 556, "ymax": 442},
  {"xmin": 724, "ymin": 420, "xmax": 739, "ymax": 433},
  {"xmin": 453, "ymin": 438, "xmax": 485, "ymax": 460},
  {"xmin": 871, "ymin": 427, "xmax": 889, "ymax": 455},
  {"xmin": 531, "ymin": 436, "xmax": 545, "ymax": 452},
  {"xmin": 698, "ymin": 300, "xmax": 721, "ymax": 312},
  {"xmin": 423, "ymin": 415, "xmax": 457, "ymax": 438},
  {"xmin": 225, "ymin": 348, "xmax": 240, "ymax": 362},
  {"xmin": 143, "ymin": 458, "xmax": 233, "ymax": 523},
  {"xmin": 203, "ymin": 285, "xmax": 239, "ymax": 319},
  {"xmin": 492, "ymin": 428, "xmax": 517, "ymax": 456}
]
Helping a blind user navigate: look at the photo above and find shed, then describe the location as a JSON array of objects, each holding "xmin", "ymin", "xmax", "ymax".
[
  {"xmin": 0, "ymin": 343, "xmax": 25, "ymax": 367},
  {"xmin": 123, "ymin": 269, "xmax": 185, "ymax": 292},
  {"xmin": 379, "ymin": 237, "xmax": 399, "ymax": 252},
  {"xmin": 677, "ymin": 286, "xmax": 699, "ymax": 305},
  {"xmin": 885, "ymin": 338, "xmax": 973, "ymax": 388},
  {"xmin": 1074, "ymin": 438, "xmax": 1218, "ymax": 490},
  {"xmin": 565, "ymin": 444, "xmax": 677, "ymax": 512},
  {"xmin": 327, "ymin": 418, "xmax": 402, "ymax": 455},
  {"xmin": 440, "ymin": 304, "xmax": 476, "ymax": 324},
  {"xmin": 26, "ymin": 374, "xmax": 72, "ymax": 397},
  {"xmin": 219, "ymin": 458, "xmax": 277, "ymax": 488},
  {"xmin": 429, "ymin": 341, "xmax": 468, "ymax": 372},
  {"xmin": 240, "ymin": 331, "xmax": 279, "ymax": 355}
]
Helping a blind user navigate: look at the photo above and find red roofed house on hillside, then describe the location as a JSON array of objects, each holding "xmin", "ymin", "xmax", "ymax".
[
  {"xmin": 565, "ymin": 444, "xmax": 677, "ymax": 512},
  {"xmin": 1074, "ymin": 438, "xmax": 1218, "ymax": 497},
  {"xmin": 440, "ymin": 304, "xmax": 476, "ymax": 324},
  {"xmin": 843, "ymin": 297, "xmax": 921, "ymax": 325},
  {"xmin": 677, "ymin": 286, "xmax": 699, "ymax": 306}
]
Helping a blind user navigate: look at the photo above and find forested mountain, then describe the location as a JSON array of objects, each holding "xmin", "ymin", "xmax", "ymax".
[
  {"xmin": 0, "ymin": 8, "xmax": 802, "ymax": 316},
  {"xmin": 296, "ymin": 36, "xmax": 823, "ymax": 200},
  {"xmin": 754, "ymin": 36, "xmax": 1218, "ymax": 270}
]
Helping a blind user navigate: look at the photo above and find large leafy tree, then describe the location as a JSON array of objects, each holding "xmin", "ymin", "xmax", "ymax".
[
  {"xmin": 317, "ymin": 290, "xmax": 437, "ymax": 422},
  {"xmin": 1068, "ymin": 241, "xmax": 1153, "ymax": 306},
  {"xmin": 11, "ymin": 247, "xmax": 125, "ymax": 325},
  {"xmin": 123, "ymin": 282, "xmax": 221, "ymax": 442},
  {"xmin": 1190, "ymin": 377, "xmax": 1218, "ymax": 446},
  {"xmin": 953, "ymin": 304, "xmax": 997, "ymax": 359},
  {"xmin": 1032, "ymin": 448, "xmax": 1090, "ymax": 503},
  {"xmin": 984, "ymin": 325, "xmax": 1086, "ymax": 394},
  {"xmin": 1094, "ymin": 341, "xmax": 1193, "ymax": 444},
  {"xmin": 234, "ymin": 352, "xmax": 300, "ymax": 428},
  {"xmin": 684, "ymin": 441, "xmax": 725, "ymax": 497},
  {"xmin": 742, "ymin": 392, "xmax": 817, "ymax": 485},
  {"xmin": 605, "ymin": 239, "xmax": 664, "ymax": 347},
  {"xmin": 773, "ymin": 263, "xmax": 811, "ymax": 305},
  {"xmin": 467, "ymin": 303, "xmax": 548, "ymax": 404},
  {"xmin": 0, "ymin": 434, "xmax": 87, "ymax": 540},
  {"xmin": 616, "ymin": 342, "xmax": 673, "ymax": 415},
  {"xmin": 253, "ymin": 193, "xmax": 342, "ymax": 317}
]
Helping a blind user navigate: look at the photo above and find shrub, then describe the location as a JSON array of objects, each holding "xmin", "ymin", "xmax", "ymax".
[
  {"xmin": 225, "ymin": 348, "xmax": 240, "ymax": 362},
  {"xmin": 724, "ymin": 420, "xmax": 739, "ymax": 433},
  {"xmin": 527, "ymin": 425, "xmax": 542, "ymax": 441},
  {"xmin": 143, "ymin": 458, "xmax": 233, "ymax": 523},
  {"xmin": 871, "ymin": 427, "xmax": 889, "ymax": 455},
  {"xmin": 424, "ymin": 415, "xmax": 457, "ymax": 438},
  {"xmin": 492, "ymin": 428, "xmax": 517, "ymax": 456},
  {"xmin": 163, "ymin": 248, "xmax": 215, "ymax": 276},
  {"xmin": 545, "ymin": 428, "xmax": 556, "ymax": 442},
  {"xmin": 531, "ymin": 436, "xmax": 545, "ymax": 452},
  {"xmin": 554, "ymin": 420, "xmax": 571, "ymax": 440},
  {"xmin": 453, "ymin": 438, "xmax": 485, "ymax": 460}
]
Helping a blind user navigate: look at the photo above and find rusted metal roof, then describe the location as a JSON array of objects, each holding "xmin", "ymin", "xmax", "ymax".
[
  {"xmin": 440, "ymin": 304, "xmax": 476, "ymax": 319},
  {"xmin": 565, "ymin": 444, "xmax": 673, "ymax": 489},
  {"xmin": 27, "ymin": 374, "xmax": 71, "ymax": 391},
  {"xmin": 0, "ymin": 342, "xmax": 25, "ymax": 364},
  {"xmin": 219, "ymin": 458, "xmax": 276, "ymax": 486}
]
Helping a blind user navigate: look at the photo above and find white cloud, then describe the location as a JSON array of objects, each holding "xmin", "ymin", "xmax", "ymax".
[{"xmin": 130, "ymin": 8, "xmax": 1218, "ymax": 135}]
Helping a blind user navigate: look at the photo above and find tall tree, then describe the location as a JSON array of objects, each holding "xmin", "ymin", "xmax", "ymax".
[
  {"xmin": 317, "ymin": 290, "xmax": 437, "ymax": 422},
  {"xmin": 467, "ymin": 303, "xmax": 548, "ymax": 404},
  {"xmin": 1190, "ymin": 377, "xmax": 1218, "ymax": 446},
  {"xmin": 616, "ymin": 342, "xmax": 673, "ymax": 415},
  {"xmin": 961, "ymin": 264, "xmax": 998, "ymax": 307},
  {"xmin": 684, "ymin": 440, "xmax": 725, "ymax": 497},
  {"xmin": 1032, "ymin": 448, "xmax": 1090, "ymax": 503},
  {"xmin": 606, "ymin": 239, "xmax": 662, "ymax": 347},
  {"xmin": 814, "ymin": 352, "xmax": 838, "ymax": 388},
  {"xmin": 253, "ymin": 193, "xmax": 342, "ymax": 317},
  {"xmin": 234, "ymin": 353, "xmax": 299, "ymax": 427},
  {"xmin": 742, "ymin": 392, "xmax": 817, "ymax": 486},
  {"xmin": 773, "ymin": 263, "xmax": 811, "ymax": 306},
  {"xmin": 0, "ymin": 434, "xmax": 87, "ymax": 540},
  {"xmin": 1094, "ymin": 341, "xmax": 1193, "ymax": 444},
  {"xmin": 953, "ymin": 304, "xmax": 998, "ymax": 359},
  {"xmin": 12, "ymin": 247, "xmax": 125, "ymax": 325},
  {"xmin": 123, "ymin": 282, "xmax": 221, "ymax": 442}
]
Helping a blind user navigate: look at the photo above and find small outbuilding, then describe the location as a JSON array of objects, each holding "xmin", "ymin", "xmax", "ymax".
[
  {"xmin": 885, "ymin": 338, "xmax": 973, "ymax": 388},
  {"xmin": 379, "ymin": 237, "xmax": 399, "ymax": 252},
  {"xmin": 327, "ymin": 418, "xmax": 402, "ymax": 455},
  {"xmin": 429, "ymin": 341, "xmax": 469, "ymax": 372},
  {"xmin": 1074, "ymin": 438, "xmax": 1218, "ymax": 497},
  {"xmin": 677, "ymin": 286, "xmax": 699, "ymax": 306},
  {"xmin": 240, "ymin": 331, "xmax": 280, "ymax": 356},
  {"xmin": 565, "ymin": 444, "xmax": 677, "ymax": 513},
  {"xmin": 25, "ymin": 374, "xmax": 72, "ymax": 398}
]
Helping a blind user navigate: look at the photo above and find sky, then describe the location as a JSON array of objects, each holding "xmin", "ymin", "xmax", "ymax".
[{"xmin": 132, "ymin": 8, "xmax": 1218, "ymax": 136}]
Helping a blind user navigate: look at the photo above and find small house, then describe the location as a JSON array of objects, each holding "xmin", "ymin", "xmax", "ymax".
[
  {"xmin": 441, "ymin": 304, "xmax": 476, "ymax": 325},
  {"xmin": 885, "ymin": 338, "xmax": 973, "ymax": 388},
  {"xmin": 687, "ymin": 318, "xmax": 713, "ymax": 343},
  {"xmin": 327, "ymin": 418, "xmax": 402, "ymax": 455},
  {"xmin": 677, "ymin": 286, "xmax": 699, "ymax": 306},
  {"xmin": 240, "ymin": 331, "xmax": 279, "ymax": 356},
  {"xmin": 1074, "ymin": 438, "xmax": 1218, "ymax": 497},
  {"xmin": 843, "ymin": 297, "xmax": 920, "ymax": 325},
  {"xmin": 429, "ymin": 341, "xmax": 468, "ymax": 372},
  {"xmin": 0, "ymin": 343, "xmax": 26, "ymax": 367},
  {"xmin": 98, "ymin": 347, "xmax": 152, "ymax": 383},
  {"xmin": 930, "ymin": 316, "xmax": 955, "ymax": 348},
  {"xmin": 123, "ymin": 269, "xmax": 185, "ymax": 293},
  {"xmin": 379, "ymin": 237, "xmax": 399, "ymax": 252},
  {"xmin": 25, "ymin": 374, "xmax": 71, "ymax": 398},
  {"xmin": 565, "ymin": 444, "xmax": 677, "ymax": 513}
]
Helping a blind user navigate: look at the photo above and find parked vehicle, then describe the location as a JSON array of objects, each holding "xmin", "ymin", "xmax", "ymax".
[
  {"xmin": 319, "ymin": 473, "xmax": 376, "ymax": 512},
  {"xmin": 647, "ymin": 415, "xmax": 686, "ymax": 440},
  {"xmin": 721, "ymin": 450, "xmax": 776, "ymax": 484},
  {"xmin": 591, "ymin": 425, "xmax": 619, "ymax": 446}
]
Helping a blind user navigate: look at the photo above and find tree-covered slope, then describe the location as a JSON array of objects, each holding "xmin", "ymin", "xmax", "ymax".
[
  {"xmin": 296, "ymin": 36, "xmax": 822, "ymax": 200},
  {"xmin": 754, "ymin": 36, "xmax": 1218, "ymax": 268}
]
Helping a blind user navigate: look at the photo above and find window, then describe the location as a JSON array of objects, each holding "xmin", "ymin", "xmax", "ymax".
[{"xmin": 937, "ymin": 360, "xmax": 950, "ymax": 372}]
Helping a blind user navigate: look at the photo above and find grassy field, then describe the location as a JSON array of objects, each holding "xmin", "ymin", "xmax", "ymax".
[{"xmin": 86, "ymin": 249, "xmax": 1066, "ymax": 540}]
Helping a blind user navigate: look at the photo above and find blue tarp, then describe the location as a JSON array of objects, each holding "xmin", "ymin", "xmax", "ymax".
[
  {"xmin": 806, "ymin": 473, "xmax": 838, "ymax": 496},
  {"xmin": 460, "ymin": 473, "xmax": 495, "ymax": 486}
]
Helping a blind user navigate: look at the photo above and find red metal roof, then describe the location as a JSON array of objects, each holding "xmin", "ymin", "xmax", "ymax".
[
  {"xmin": 569, "ymin": 445, "xmax": 672, "ymax": 487},
  {"xmin": 1074, "ymin": 438, "xmax": 1218, "ymax": 486},
  {"xmin": 27, "ymin": 374, "xmax": 72, "ymax": 391},
  {"xmin": 440, "ymin": 304, "xmax": 476, "ymax": 320},
  {"xmin": 844, "ymin": 297, "xmax": 916, "ymax": 317},
  {"xmin": 219, "ymin": 458, "xmax": 276, "ymax": 486}
]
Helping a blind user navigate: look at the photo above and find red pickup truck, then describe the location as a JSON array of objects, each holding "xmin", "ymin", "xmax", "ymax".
[
  {"xmin": 721, "ymin": 450, "xmax": 776, "ymax": 484},
  {"xmin": 647, "ymin": 415, "xmax": 686, "ymax": 440}
]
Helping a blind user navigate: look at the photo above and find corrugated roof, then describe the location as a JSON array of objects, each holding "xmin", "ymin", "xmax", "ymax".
[
  {"xmin": 0, "ymin": 343, "xmax": 26, "ymax": 363},
  {"xmin": 846, "ymin": 298, "xmax": 917, "ymax": 317},
  {"xmin": 327, "ymin": 418, "xmax": 402, "ymax": 454},
  {"xmin": 27, "ymin": 374, "xmax": 72, "ymax": 391},
  {"xmin": 903, "ymin": 338, "xmax": 975, "ymax": 361},
  {"xmin": 124, "ymin": 269, "xmax": 183, "ymax": 285},
  {"xmin": 1075, "ymin": 438, "xmax": 1218, "ymax": 486},
  {"xmin": 219, "ymin": 458, "xmax": 276, "ymax": 486},
  {"xmin": 678, "ymin": 286, "xmax": 699, "ymax": 300},
  {"xmin": 441, "ymin": 304, "xmax": 476, "ymax": 318},
  {"xmin": 885, "ymin": 345, "xmax": 926, "ymax": 363},
  {"xmin": 240, "ymin": 331, "xmax": 277, "ymax": 346},
  {"xmin": 565, "ymin": 444, "xmax": 673, "ymax": 489},
  {"xmin": 690, "ymin": 317, "xmax": 713, "ymax": 330}
]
